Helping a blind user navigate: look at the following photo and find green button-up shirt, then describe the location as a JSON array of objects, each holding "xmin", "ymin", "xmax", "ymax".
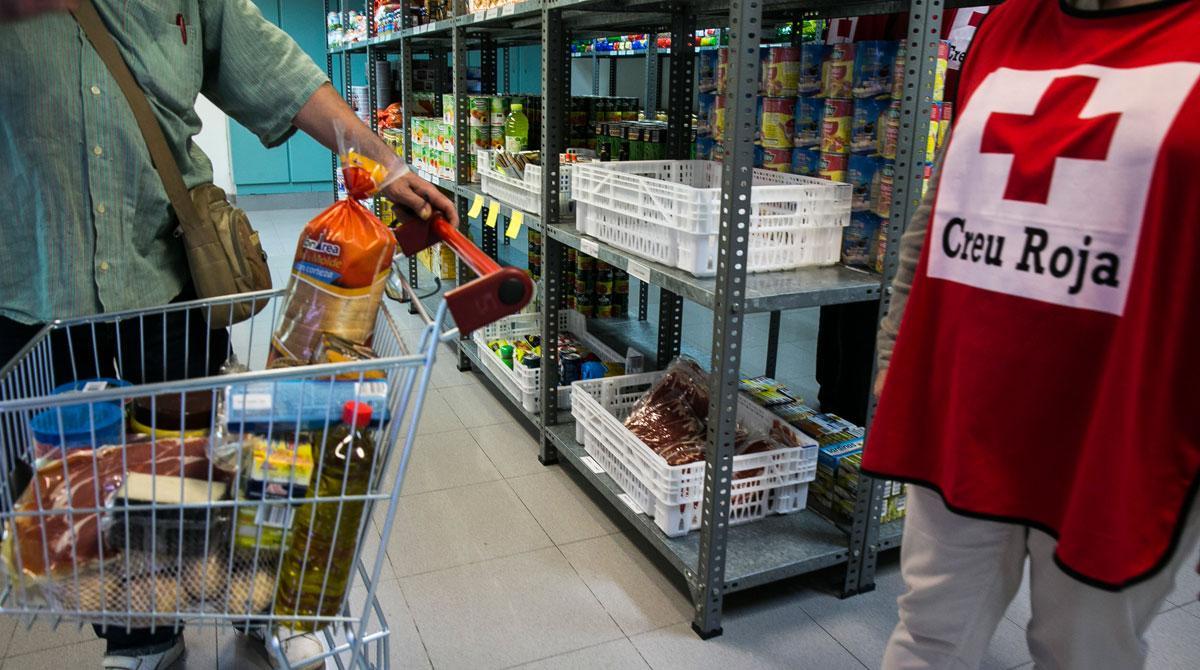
[{"xmin": 0, "ymin": 0, "xmax": 328, "ymax": 324}]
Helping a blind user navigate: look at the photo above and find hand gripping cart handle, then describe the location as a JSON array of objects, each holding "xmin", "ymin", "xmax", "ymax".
[{"xmin": 392, "ymin": 212, "xmax": 534, "ymax": 334}]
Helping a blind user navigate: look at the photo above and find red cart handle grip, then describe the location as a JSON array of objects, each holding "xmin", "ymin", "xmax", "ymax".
[{"xmin": 392, "ymin": 212, "xmax": 534, "ymax": 335}]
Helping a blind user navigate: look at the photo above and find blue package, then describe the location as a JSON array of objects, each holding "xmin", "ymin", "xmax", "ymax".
[
  {"xmin": 793, "ymin": 95, "xmax": 824, "ymax": 147},
  {"xmin": 849, "ymin": 154, "xmax": 883, "ymax": 211},
  {"xmin": 851, "ymin": 97, "xmax": 889, "ymax": 153},
  {"xmin": 695, "ymin": 135, "xmax": 715, "ymax": 160},
  {"xmin": 697, "ymin": 93, "xmax": 717, "ymax": 136},
  {"xmin": 842, "ymin": 211, "xmax": 884, "ymax": 269},
  {"xmin": 797, "ymin": 43, "xmax": 828, "ymax": 94},
  {"xmin": 225, "ymin": 380, "xmax": 391, "ymax": 430},
  {"xmin": 698, "ymin": 50, "xmax": 719, "ymax": 92},
  {"xmin": 791, "ymin": 147, "xmax": 821, "ymax": 176},
  {"xmin": 853, "ymin": 41, "xmax": 898, "ymax": 98}
]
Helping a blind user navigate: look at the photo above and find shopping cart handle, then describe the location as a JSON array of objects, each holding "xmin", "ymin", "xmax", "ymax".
[{"xmin": 392, "ymin": 212, "xmax": 534, "ymax": 335}]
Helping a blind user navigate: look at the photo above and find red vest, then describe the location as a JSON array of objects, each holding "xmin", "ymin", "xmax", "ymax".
[{"xmin": 865, "ymin": 0, "xmax": 1200, "ymax": 590}]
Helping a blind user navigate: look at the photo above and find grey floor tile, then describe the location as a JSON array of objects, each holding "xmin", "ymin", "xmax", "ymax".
[
  {"xmin": 559, "ymin": 533, "xmax": 692, "ymax": 636},
  {"xmin": 1, "ymin": 638, "xmax": 106, "ymax": 670},
  {"xmin": 442, "ymin": 379, "xmax": 521, "ymax": 429},
  {"xmin": 399, "ymin": 547, "xmax": 623, "ymax": 669},
  {"xmin": 630, "ymin": 588, "xmax": 865, "ymax": 670},
  {"xmin": 5, "ymin": 618, "xmax": 98, "ymax": 657},
  {"xmin": 347, "ymin": 577, "xmax": 432, "ymax": 670},
  {"xmin": 470, "ymin": 421, "xmax": 546, "ymax": 479},
  {"xmin": 794, "ymin": 562, "xmax": 908, "ymax": 667},
  {"xmin": 1146, "ymin": 605, "xmax": 1200, "ymax": 669},
  {"xmin": 512, "ymin": 638, "xmax": 651, "ymax": 669},
  {"xmin": 427, "ymin": 344, "xmax": 478, "ymax": 390},
  {"xmin": 399, "ymin": 429, "xmax": 502, "ymax": 497},
  {"xmin": 0, "ymin": 616, "xmax": 15, "ymax": 659},
  {"xmin": 384, "ymin": 479, "xmax": 552, "ymax": 577},
  {"xmin": 509, "ymin": 467, "xmax": 620, "ymax": 545},
  {"xmin": 180, "ymin": 626, "xmax": 219, "ymax": 669},
  {"xmin": 400, "ymin": 388, "xmax": 466, "ymax": 436},
  {"xmin": 1182, "ymin": 601, "xmax": 1200, "ymax": 619},
  {"xmin": 1164, "ymin": 544, "xmax": 1200, "ymax": 607},
  {"xmin": 216, "ymin": 627, "xmax": 273, "ymax": 669}
]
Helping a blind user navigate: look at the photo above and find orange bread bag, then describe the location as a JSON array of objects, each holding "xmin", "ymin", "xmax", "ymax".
[{"xmin": 271, "ymin": 153, "xmax": 397, "ymax": 363}]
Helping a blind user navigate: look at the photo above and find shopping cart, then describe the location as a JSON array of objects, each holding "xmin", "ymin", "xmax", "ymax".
[{"xmin": 0, "ymin": 215, "xmax": 532, "ymax": 669}]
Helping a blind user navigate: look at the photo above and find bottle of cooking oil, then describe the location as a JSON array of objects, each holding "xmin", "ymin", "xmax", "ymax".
[{"xmin": 273, "ymin": 401, "xmax": 375, "ymax": 631}]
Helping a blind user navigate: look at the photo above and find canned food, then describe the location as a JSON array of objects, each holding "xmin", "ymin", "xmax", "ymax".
[
  {"xmin": 469, "ymin": 126, "xmax": 490, "ymax": 151},
  {"xmin": 798, "ymin": 43, "xmax": 827, "ymax": 94},
  {"xmin": 469, "ymin": 97, "xmax": 489, "ymax": 126},
  {"xmin": 762, "ymin": 46, "xmax": 800, "ymax": 97},
  {"xmin": 713, "ymin": 96, "xmax": 726, "ymax": 141},
  {"xmin": 759, "ymin": 97, "xmax": 794, "ymax": 148},
  {"xmin": 851, "ymin": 97, "xmax": 888, "ymax": 154},
  {"xmin": 819, "ymin": 151, "xmax": 848, "ymax": 182},
  {"xmin": 793, "ymin": 96, "xmax": 823, "ymax": 147},
  {"xmin": 821, "ymin": 99, "xmax": 853, "ymax": 154},
  {"xmin": 821, "ymin": 43, "xmax": 855, "ymax": 99},
  {"xmin": 792, "ymin": 147, "xmax": 821, "ymax": 176},
  {"xmin": 756, "ymin": 146, "xmax": 792, "ymax": 173},
  {"xmin": 560, "ymin": 353, "xmax": 583, "ymax": 384},
  {"xmin": 490, "ymin": 96, "xmax": 507, "ymax": 126}
]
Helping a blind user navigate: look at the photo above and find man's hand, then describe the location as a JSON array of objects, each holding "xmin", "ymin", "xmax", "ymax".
[
  {"xmin": 0, "ymin": 0, "xmax": 78, "ymax": 20},
  {"xmin": 382, "ymin": 171, "xmax": 459, "ymax": 227},
  {"xmin": 873, "ymin": 367, "xmax": 888, "ymax": 399}
]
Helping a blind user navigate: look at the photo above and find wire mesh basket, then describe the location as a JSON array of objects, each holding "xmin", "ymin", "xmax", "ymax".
[{"xmin": 0, "ymin": 289, "xmax": 450, "ymax": 669}]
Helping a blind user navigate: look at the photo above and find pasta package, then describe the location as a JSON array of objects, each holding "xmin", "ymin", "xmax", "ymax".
[{"xmin": 271, "ymin": 142, "xmax": 399, "ymax": 363}]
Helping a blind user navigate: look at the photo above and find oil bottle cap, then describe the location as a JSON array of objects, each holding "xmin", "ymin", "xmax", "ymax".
[
  {"xmin": 342, "ymin": 400, "xmax": 373, "ymax": 427},
  {"xmin": 511, "ymin": 103, "xmax": 523, "ymax": 112}
]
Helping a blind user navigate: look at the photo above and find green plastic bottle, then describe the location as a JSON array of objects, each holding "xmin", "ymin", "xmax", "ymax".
[
  {"xmin": 273, "ymin": 400, "xmax": 376, "ymax": 632},
  {"xmin": 503, "ymin": 103, "xmax": 529, "ymax": 154}
]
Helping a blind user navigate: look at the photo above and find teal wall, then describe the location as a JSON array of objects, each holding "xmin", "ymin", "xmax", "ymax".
[
  {"xmin": 230, "ymin": 0, "xmax": 334, "ymax": 194},
  {"xmin": 229, "ymin": 3, "xmax": 543, "ymax": 194}
]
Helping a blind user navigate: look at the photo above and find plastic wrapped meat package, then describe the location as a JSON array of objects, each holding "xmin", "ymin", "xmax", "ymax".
[{"xmin": 622, "ymin": 358, "xmax": 804, "ymax": 471}]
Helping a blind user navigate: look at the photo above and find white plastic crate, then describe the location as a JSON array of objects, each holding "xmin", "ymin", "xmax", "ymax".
[
  {"xmin": 571, "ymin": 371, "xmax": 818, "ymax": 537},
  {"xmin": 472, "ymin": 309, "xmax": 626, "ymax": 414},
  {"xmin": 478, "ymin": 150, "xmax": 572, "ymax": 217},
  {"xmin": 572, "ymin": 160, "xmax": 851, "ymax": 277}
]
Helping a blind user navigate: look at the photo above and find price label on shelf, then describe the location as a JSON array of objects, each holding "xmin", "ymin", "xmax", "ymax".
[
  {"xmin": 485, "ymin": 199, "xmax": 501, "ymax": 228},
  {"xmin": 627, "ymin": 260, "xmax": 651, "ymax": 284},
  {"xmin": 579, "ymin": 456, "xmax": 605, "ymax": 475},
  {"xmin": 506, "ymin": 210, "xmax": 525, "ymax": 239},
  {"xmin": 474, "ymin": 10, "xmax": 486, "ymax": 22},
  {"xmin": 486, "ymin": 7, "xmax": 499, "ymax": 19},
  {"xmin": 580, "ymin": 238, "xmax": 599, "ymax": 257},
  {"xmin": 468, "ymin": 193, "xmax": 484, "ymax": 218},
  {"xmin": 616, "ymin": 493, "xmax": 642, "ymax": 514},
  {"xmin": 501, "ymin": 4, "xmax": 516, "ymax": 15}
]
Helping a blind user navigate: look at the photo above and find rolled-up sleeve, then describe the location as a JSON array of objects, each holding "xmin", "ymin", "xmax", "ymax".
[{"xmin": 201, "ymin": 0, "xmax": 329, "ymax": 148}]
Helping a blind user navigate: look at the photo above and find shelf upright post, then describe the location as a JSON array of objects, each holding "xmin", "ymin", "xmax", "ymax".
[
  {"xmin": 452, "ymin": 0, "xmax": 474, "ymax": 371},
  {"xmin": 538, "ymin": 2, "xmax": 569, "ymax": 466},
  {"xmin": 854, "ymin": 0, "xmax": 945, "ymax": 595},
  {"xmin": 479, "ymin": 33, "xmax": 500, "ymax": 259},
  {"xmin": 608, "ymin": 57, "xmax": 617, "ymax": 96},
  {"xmin": 643, "ymin": 37, "xmax": 658, "ymax": 117},
  {"xmin": 591, "ymin": 53, "xmax": 600, "ymax": 95},
  {"xmin": 398, "ymin": 0, "xmax": 420, "ymax": 297},
  {"xmin": 367, "ymin": 1, "xmax": 382, "ymax": 220},
  {"xmin": 691, "ymin": 0, "xmax": 763, "ymax": 640},
  {"xmin": 503, "ymin": 46, "xmax": 511, "ymax": 93},
  {"xmin": 325, "ymin": 0, "xmax": 338, "ymax": 200}
]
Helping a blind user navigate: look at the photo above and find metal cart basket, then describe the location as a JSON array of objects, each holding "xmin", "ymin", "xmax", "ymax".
[{"xmin": 0, "ymin": 215, "xmax": 532, "ymax": 670}]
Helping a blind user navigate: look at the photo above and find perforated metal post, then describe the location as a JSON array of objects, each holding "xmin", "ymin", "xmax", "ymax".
[
  {"xmin": 479, "ymin": 34, "xmax": 499, "ymax": 260},
  {"xmin": 608, "ymin": 57, "xmax": 617, "ymax": 96},
  {"xmin": 326, "ymin": 0, "xmax": 338, "ymax": 200},
  {"xmin": 452, "ymin": 0, "xmax": 473, "ymax": 370},
  {"xmin": 644, "ymin": 38, "xmax": 658, "ymax": 118},
  {"xmin": 503, "ymin": 46, "xmax": 511, "ymax": 93},
  {"xmin": 852, "ymin": 0, "xmax": 945, "ymax": 596},
  {"xmin": 538, "ymin": 5, "xmax": 569, "ymax": 465},
  {"xmin": 398, "ymin": 0, "xmax": 420, "ymax": 295},
  {"xmin": 591, "ymin": 53, "xmax": 600, "ymax": 95},
  {"xmin": 656, "ymin": 290, "xmax": 683, "ymax": 369},
  {"xmin": 692, "ymin": 0, "xmax": 762, "ymax": 639}
]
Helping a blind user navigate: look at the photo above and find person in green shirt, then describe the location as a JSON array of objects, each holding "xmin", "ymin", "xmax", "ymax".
[{"xmin": 0, "ymin": 1, "xmax": 455, "ymax": 668}]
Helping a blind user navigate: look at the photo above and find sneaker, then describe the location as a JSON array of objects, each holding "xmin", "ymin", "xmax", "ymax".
[
  {"xmin": 248, "ymin": 625, "xmax": 327, "ymax": 670},
  {"xmin": 102, "ymin": 634, "xmax": 185, "ymax": 670}
]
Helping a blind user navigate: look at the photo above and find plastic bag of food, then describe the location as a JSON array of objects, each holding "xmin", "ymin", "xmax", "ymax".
[
  {"xmin": 270, "ymin": 131, "xmax": 399, "ymax": 364},
  {"xmin": 623, "ymin": 358, "xmax": 710, "ymax": 466}
]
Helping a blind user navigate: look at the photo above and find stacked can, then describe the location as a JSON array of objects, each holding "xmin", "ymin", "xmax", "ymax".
[
  {"xmin": 612, "ymin": 268, "xmax": 630, "ymax": 317},
  {"xmin": 574, "ymin": 251, "xmax": 596, "ymax": 318},
  {"xmin": 593, "ymin": 262, "xmax": 613, "ymax": 318},
  {"xmin": 528, "ymin": 230, "xmax": 542, "ymax": 281}
]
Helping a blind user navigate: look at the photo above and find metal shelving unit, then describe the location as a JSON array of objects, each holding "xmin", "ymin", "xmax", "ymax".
[{"xmin": 326, "ymin": 0, "xmax": 956, "ymax": 638}]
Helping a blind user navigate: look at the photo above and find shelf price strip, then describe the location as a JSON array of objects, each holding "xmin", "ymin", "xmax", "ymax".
[
  {"xmin": 485, "ymin": 199, "xmax": 501, "ymax": 228},
  {"xmin": 468, "ymin": 193, "xmax": 485, "ymax": 219},
  {"xmin": 506, "ymin": 210, "xmax": 524, "ymax": 239}
]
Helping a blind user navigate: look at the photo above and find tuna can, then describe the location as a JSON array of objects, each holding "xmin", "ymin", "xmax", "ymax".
[{"xmin": 759, "ymin": 97, "xmax": 795, "ymax": 148}]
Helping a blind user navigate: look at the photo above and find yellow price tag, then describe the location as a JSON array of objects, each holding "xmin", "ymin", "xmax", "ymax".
[
  {"xmin": 485, "ymin": 200, "xmax": 500, "ymax": 228},
  {"xmin": 468, "ymin": 194, "xmax": 484, "ymax": 218},
  {"xmin": 506, "ymin": 211, "xmax": 524, "ymax": 239}
]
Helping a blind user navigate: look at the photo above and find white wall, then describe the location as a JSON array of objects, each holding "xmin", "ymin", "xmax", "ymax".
[{"xmin": 194, "ymin": 94, "xmax": 236, "ymax": 194}]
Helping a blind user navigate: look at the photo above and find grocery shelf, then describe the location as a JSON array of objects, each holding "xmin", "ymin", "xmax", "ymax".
[
  {"xmin": 878, "ymin": 519, "xmax": 903, "ymax": 551},
  {"xmin": 458, "ymin": 183, "xmax": 551, "ymax": 232},
  {"xmin": 546, "ymin": 422, "xmax": 851, "ymax": 593},
  {"xmin": 544, "ymin": 221, "xmax": 882, "ymax": 313}
]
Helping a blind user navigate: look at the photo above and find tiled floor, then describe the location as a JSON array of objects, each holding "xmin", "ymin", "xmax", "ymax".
[{"xmin": 6, "ymin": 208, "xmax": 1196, "ymax": 669}]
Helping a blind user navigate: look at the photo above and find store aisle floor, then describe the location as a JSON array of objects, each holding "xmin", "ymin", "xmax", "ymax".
[{"xmin": 3, "ymin": 208, "xmax": 1196, "ymax": 670}]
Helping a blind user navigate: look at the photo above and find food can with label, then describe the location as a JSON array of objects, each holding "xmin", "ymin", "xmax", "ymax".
[
  {"xmin": 793, "ymin": 95, "xmax": 823, "ymax": 147},
  {"xmin": 560, "ymin": 353, "xmax": 583, "ymax": 384},
  {"xmin": 798, "ymin": 43, "xmax": 827, "ymax": 94},
  {"xmin": 820, "ymin": 98, "xmax": 853, "ymax": 154},
  {"xmin": 469, "ymin": 97, "xmax": 489, "ymax": 126},
  {"xmin": 821, "ymin": 43, "xmax": 855, "ymax": 98},
  {"xmin": 819, "ymin": 151, "xmax": 848, "ymax": 182},
  {"xmin": 759, "ymin": 97, "xmax": 795, "ymax": 148},
  {"xmin": 490, "ymin": 96, "xmax": 507, "ymax": 126},
  {"xmin": 792, "ymin": 146, "xmax": 821, "ymax": 176},
  {"xmin": 757, "ymin": 146, "xmax": 792, "ymax": 173},
  {"xmin": 713, "ymin": 96, "xmax": 726, "ymax": 141},
  {"xmin": 763, "ymin": 46, "xmax": 800, "ymax": 97}
]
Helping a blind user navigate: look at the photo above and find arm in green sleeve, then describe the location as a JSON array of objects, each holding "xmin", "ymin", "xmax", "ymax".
[
  {"xmin": 875, "ymin": 142, "xmax": 946, "ymax": 376},
  {"xmin": 200, "ymin": 0, "xmax": 330, "ymax": 148}
]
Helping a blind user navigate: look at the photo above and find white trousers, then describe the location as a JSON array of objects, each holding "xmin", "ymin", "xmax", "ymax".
[{"xmin": 882, "ymin": 486, "xmax": 1200, "ymax": 670}]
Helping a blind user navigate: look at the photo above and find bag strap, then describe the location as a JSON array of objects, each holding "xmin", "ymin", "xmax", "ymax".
[{"xmin": 70, "ymin": 0, "xmax": 205, "ymax": 236}]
